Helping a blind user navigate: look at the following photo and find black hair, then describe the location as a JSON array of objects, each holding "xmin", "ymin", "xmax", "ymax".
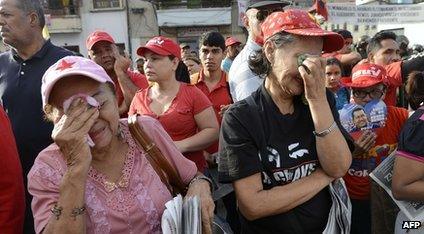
[
  {"xmin": 183, "ymin": 55, "xmax": 201, "ymax": 65},
  {"xmin": 326, "ymin": 57, "xmax": 342, "ymax": 69},
  {"xmin": 16, "ymin": 0, "xmax": 45, "ymax": 28},
  {"xmin": 367, "ymin": 31, "xmax": 397, "ymax": 56},
  {"xmin": 351, "ymin": 107, "xmax": 366, "ymax": 119},
  {"xmin": 168, "ymin": 55, "xmax": 190, "ymax": 83},
  {"xmin": 248, "ymin": 32, "xmax": 295, "ymax": 77},
  {"xmin": 199, "ymin": 31, "xmax": 225, "ymax": 51},
  {"xmin": 336, "ymin": 30, "xmax": 353, "ymax": 39},
  {"xmin": 405, "ymin": 71, "xmax": 424, "ymax": 110}
]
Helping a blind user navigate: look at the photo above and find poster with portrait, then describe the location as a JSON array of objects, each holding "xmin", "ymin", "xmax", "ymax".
[{"xmin": 339, "ymin": 100, "xmax": 387, "ymax": 138}]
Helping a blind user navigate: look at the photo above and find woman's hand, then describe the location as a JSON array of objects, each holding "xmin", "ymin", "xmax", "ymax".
[
  {"xmin": 52, "ymin": 98, "xmax": 99, "ymax": 167},
  {"xmin": 186, "ymin": 178, "xmax": 215, "ymax": 234},
  {"xmin": 352, "ymin": 130, "xmax": 376, "ymax": 158},
  {"xmin": 298, "ymin": 56, "xmax": 327, "ymax": 102}
]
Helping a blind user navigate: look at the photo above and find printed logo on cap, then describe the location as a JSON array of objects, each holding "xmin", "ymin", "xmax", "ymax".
[
  {"xmin": 55, "ymin": 60, "xmax": 75, "ymax": 71},
  {"xmin": 352, "ymin": 66, "xmax": 382, "ymax": 81},
  {"xmin": 152, "ymin": 38, "xmax": 165, "ymax": 46}
]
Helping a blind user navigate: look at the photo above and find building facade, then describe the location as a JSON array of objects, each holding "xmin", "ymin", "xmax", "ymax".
[{"xmin": 45, "ymin": 0, "xmax": 158, "ymax": 59}]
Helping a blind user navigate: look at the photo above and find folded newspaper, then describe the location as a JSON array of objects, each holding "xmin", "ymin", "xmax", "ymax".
[
  {"xmin": 161, "ymin": 195, "xmax": 201, "ymax": 234},
  {"xmin": 370, "ymin": 150, "xmax": 424, "ymax": 221},
  {"xmin": 323, "ymin": 179, "xmax": 352, "ymax": 234}
]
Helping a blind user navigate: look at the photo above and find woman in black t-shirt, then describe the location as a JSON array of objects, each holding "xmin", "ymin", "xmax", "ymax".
[
  {"xmin": 218, "ymin": 9, "xmax": 353, "ymax": 234},
  {"xmin": 392, "ymin": 71, "xmax": 424, "ymax": 232}
]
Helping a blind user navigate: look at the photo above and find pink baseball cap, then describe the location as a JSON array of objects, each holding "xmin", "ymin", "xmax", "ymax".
[
  {"xmin": 137, "ymin": 36, "xmax": 181, "ymax": 59},
  {"xmin": 86, "ymin": 30, "xmax": 115, "ymax": 50},
  {"xmin": 341, "ymin": 63, "xmax": 388, "ymax": 88},
  {"xmin": 41, "ymin": 56, "xmax": 115, "ymax": 108},
  {"xmin": 225, "ymin": 37, "xmax": 241, "ymax": 47},
  {"xmin": 261, "ymin": 9, "xmax": 344, "ymax": 53}
]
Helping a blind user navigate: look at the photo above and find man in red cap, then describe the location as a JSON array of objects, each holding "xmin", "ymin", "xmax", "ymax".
[
  {"xmin": 221, "ymin": 37, "xmax": 242, "ymax": 74},
  {"xmin": 228, "ymin": 0, "xmax": 291, "ymax": 102},
  {"xmin": 86, "ymin": 30, "xmax": 148, "ymax": 116},
  {"xmin": 341, "ymin": 63, "xmax": 408, "ymax": 234}
]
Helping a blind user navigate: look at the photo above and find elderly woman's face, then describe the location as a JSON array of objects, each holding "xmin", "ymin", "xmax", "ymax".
[
  {"xmin": 267, "ymin": 35, "xmax": 323, "ymax": 96},
  {"xmin": 48, "ymin": 75, "xmax": 120, "ymax": 149}
]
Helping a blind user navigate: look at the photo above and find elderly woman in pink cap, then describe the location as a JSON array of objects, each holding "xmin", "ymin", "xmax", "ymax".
[
  {"xmin": 27, "ymin": 56, "xmax": 214, "ymax": 234},
  {"xmin": 218, "ymin": 9, "xmax": 354, "ymax": 233}
]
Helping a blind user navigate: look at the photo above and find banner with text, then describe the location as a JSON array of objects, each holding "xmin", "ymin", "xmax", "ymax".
[
  {"xmin": 327, "ymin": 3, "xmax": 424, "ymax": 25},
  {"xmin": 238, "ymin": 0, "xmax": 248, "ymax": 26}
]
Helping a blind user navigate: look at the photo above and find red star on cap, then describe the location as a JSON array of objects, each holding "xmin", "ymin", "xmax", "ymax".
[{"xmin": 56, "ymin": 60, "xmax": 75, "ymax": 71}]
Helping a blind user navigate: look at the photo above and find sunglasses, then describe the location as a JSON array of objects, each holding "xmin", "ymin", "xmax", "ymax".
[
  {"xmin": 256, "ymin": 8, "xmax": 284, "ymax": 22},
  {"xmin": 352, "ymin": 88, "xmax": 385, "ymax": 99}
]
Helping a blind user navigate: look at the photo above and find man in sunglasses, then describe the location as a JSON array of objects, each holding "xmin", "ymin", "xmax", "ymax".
[
  {"xmin": 341, "ymin": 63, "xmax": 408, "ymax": 234},
  {"xmin": 228, "ymin": 0, "xmax": 291, "ymax": 102}
]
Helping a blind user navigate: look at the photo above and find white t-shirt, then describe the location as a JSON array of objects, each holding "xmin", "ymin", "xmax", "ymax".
[{"xmin": 228, "ymin": 39, "xmax": 263, "ymax": 102}]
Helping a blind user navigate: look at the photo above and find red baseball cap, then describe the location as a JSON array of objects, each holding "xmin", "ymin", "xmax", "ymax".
[
  {"xmin": 137, "ymin": 36, "xmax": 181, "ymax": 59},
  {"xmin": 341, "ymin": 63, "xmax": 388, "ymax": 88},
  {"xmin": 261, "ymin": 9, "xmax": 344, "ymax": 53},
  {"xmin": 225, "ymin": 37, "xmax": 241, "ymax": 47},
  {"xmin": 86, "ymin": 30, "xmax": 115, "ymax": 50}
]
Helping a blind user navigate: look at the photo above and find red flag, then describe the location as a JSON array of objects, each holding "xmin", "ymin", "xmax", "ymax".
[{"xmin": 310, "ymin": 0, "xmax": 328, "ymax": 21}]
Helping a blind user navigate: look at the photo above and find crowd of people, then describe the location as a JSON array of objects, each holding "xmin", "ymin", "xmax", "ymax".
[{"xmin": 1, "ymin": 0, "xmax": 424, "ymax": 234}]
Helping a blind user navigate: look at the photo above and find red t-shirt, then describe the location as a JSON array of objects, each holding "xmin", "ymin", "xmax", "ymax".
[
  {"xmin": 344, "ymin": 106, "xmax": 408, "ymax": 200},
  {"xmin": 0, "ymin": 106, "xmax": 25, "ymax": 234},
  {"xmin": 129, "ymin": 83, "xmax": 212, "ymax": 172},
  {"xmin": 114, "ymin": 70, "xmax": 149, "ymax": 106},
  {"xmin": 384, "ymin": 61, "xmax": 403, "ymax": 107},
  {"xmin": 194, "ymin": 70, "xmax": 232, "ymax": 154}
]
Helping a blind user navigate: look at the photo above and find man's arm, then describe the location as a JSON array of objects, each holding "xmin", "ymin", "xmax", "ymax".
[{"xmin": 112, "ymin": 45, "xmax": 142, "ymax": 108}]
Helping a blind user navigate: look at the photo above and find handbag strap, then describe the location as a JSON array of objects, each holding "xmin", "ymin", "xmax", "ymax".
[{"xmin": 128, "ymin": 115, "xmax": 187, "ymax": 196}]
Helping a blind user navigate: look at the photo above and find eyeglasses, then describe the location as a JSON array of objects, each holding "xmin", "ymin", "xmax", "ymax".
[
  {"xmin": 256, "ymin": 8, "xmax": 284, "ymax": 22},
  {"xmin": 352, "ymin": 88, "xmax": 385, "ymax": 99}
]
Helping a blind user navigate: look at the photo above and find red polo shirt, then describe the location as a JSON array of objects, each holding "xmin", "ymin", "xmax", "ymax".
[
  {"xmin": 129, "ymin": 83, "xmax": 212, "ymax": 172},
  {"xmin": 193, "ymin": 70, "xmax": 233, "ymax": 153},
  {"xmin": 0, "ymin": 106, "xmax": 25, "ymax": 234}
]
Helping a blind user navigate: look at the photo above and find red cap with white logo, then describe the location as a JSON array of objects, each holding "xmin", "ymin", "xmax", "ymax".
[
  {"xmin": 341, "ymin": 63, "xmax": 388, "ymax": 88},
  {"xmin": 137, "ymin": 36, "xmax": 181, "ymax": 59}
]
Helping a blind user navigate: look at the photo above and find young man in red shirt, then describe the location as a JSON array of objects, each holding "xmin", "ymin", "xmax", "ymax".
[
  {"xmin": 192, "ymin": 31, "xmax": 233, "ymax": 155},
  {"xmin": 191, "ymin": 31, "xmax": 238, "ymax": 233},
  {"xmin": 86, "ymin": 31, "xmax": 148, "ymax": 116}
]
